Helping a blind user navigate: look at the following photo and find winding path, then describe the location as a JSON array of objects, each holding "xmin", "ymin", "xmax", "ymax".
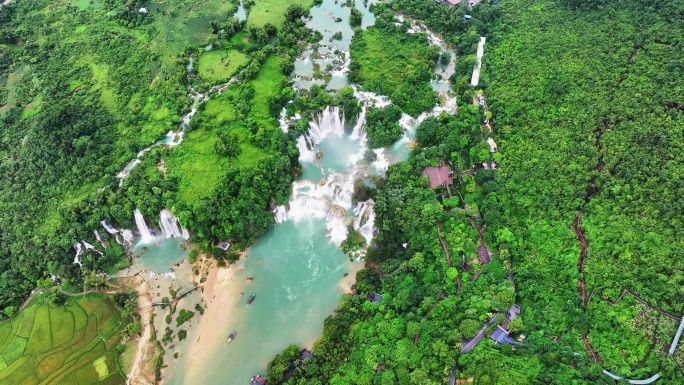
[{"xmin": 435, "ymin": 221, "xmax": 453, "ymax": 268}]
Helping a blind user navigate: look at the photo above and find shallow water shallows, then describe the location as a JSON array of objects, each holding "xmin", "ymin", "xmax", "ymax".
[{"xmin": 167, "ymin": 219, "xmax": 351, "ymax": 385}]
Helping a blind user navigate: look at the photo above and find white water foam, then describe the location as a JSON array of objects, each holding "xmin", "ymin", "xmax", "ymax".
[{"xmin": 134, "ymin": 208, "xmax": 154, "ymax": 244}]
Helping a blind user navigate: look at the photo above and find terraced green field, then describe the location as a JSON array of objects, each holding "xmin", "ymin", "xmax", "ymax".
[{"xmin": 0, "ymin": 294, "xmax": 126, "ymax": 385}]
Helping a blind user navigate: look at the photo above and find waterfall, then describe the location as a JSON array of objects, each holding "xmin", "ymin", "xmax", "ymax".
[
  {"xmin": 487, "ymin": 138, "xmax": 498, "ymax": 153},
  {"xmin": 159, "ymin": 209, "xmax": 182, "ymax": 238},
  {"xmin": 353, "ymin": 200, "xmax": 376, "ymax": 245},
  {"xmin": 279, "ymin": 108, "xmax": 290, "ymax": 133},
  {"xmin": 327, "ymin": 173, "xmax": 354, "ymax": 211},
  {"xmin": 101, "ymin": 220, "xmax": 118, "ymax": 234},
  {"xmin": 297, "ymin": 136, "xmax": 317, "ymax": 163},
  {"xmin": 82, "ymin": 241, "xmax": 103, "ymax": 256},
  {"xmin": 273, "ymin": 205, "xmax": 287, "ymax": 223},
  {"xmin": 158, "ymin": 208, "xmax": 190, "ymax": 239},
  {"xmin": 305, "ymin": 106, "xmax": 345, "ymax": 147},
  {"xmin": 350, "ymin": 106, "xmax": 367, "ymax": 139},
  {"xmin": 372, "ymin": 149, "xmax": 390, "ymax": 171},
  {"xmin": 352, "ymin": 86, "xmax": 392, "ymax": 109},
  {"xmin": 121, "ymin": 229, "xmax": 134, "ymax": 245},
  {"xmin": 134, "ymin": 209, "xmax": 154, "ymax": 243},
  {"xmin": 116, "ymin": 159, "xmax": 141, "ymax": 187},
  {"xmin": 93, "ymin": 230, "xmax": 107, "ymax": 249},
  {"xmin": 73, "ymin": 243, "xmax": 83, "ymax": 267}
]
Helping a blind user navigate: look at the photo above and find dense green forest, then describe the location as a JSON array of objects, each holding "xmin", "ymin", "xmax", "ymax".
[
  {"xmin": 483, "ymin": 0, "xmax": 684, "ymax": 379},
  {"xmin": 268, "ymin": 0, "xmax": 684, "ymax": 384}
]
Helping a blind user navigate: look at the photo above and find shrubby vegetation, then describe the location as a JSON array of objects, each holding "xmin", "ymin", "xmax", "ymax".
[
  {"xmin": 365, "ymin": 105, "xmax": 403, "ymax": 148},
  {"xmin": 349, "ymin": 7, "xmax": 438, "ymax": 116}
]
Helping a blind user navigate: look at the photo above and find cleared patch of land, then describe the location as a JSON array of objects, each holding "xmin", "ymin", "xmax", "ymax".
[
  {"xmin": 197, "ymin": 50, "xmax": 249, "ymax": 83},
  {"xmin": 0, "ymin": 294, "xmax": 126, "ymax": 385},
  {"xmin": 247, "ymin": 0, "xmax": 314, "ymax": 28}
]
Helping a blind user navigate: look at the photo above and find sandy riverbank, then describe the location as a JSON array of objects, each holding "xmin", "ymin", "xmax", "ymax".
[
  {"xmin": 338, "ymin": 260, "xmax": 365, "ymax": 294},
  {"xmin": 125, "ymin": 276, "xmax": 157, "ymax": 385},
  {"xmin": 182, "ymin": 260, "xmax": 244, "ymax": 383}
]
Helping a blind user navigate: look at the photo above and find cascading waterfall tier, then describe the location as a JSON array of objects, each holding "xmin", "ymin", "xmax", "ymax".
[
  {"xmin": 159, "ymin": 208, "xmax": 190, "ymax": 239},
  {"xmin": 134, "ymin": 208, "xmax": 154, "ymax": 243},
  {"xmin": 353, "ymin": 199, "xmax": 376, "ymax": 246},
  {"xmin": 278, "ymin": 106, "xmax": 377, "ymax": 246}
]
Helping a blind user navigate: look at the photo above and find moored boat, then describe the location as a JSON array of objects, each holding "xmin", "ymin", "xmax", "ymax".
[
  {"xmin": 250, "ymin": 373, "xmax": 266, "ymax": 385},
  {"xmin": 247, "ymin": 293, "xmax": 256, "ymax": 304},
  {"xmin": 227, "ymin": 330, "xmax": 237, "ymax": 343}
]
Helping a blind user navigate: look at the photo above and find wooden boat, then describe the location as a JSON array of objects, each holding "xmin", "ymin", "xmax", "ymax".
[
  {"xmin": 250, "ymin": 373, "xmax": 266, "ymax": 385},
  {"xmin": 226, "ymin": 330, "xmax": 237, "ymax": 343},
  {"xmin": 247, "ymin": 293, "xmax": 256, "ymax": 304}
]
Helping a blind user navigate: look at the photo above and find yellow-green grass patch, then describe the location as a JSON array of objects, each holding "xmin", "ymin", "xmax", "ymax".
[
  {"xmin": 87, "ymin": 61, "xmax": 117, "ymax": 114},
  {"xmin": 15, "ymin": 308, "xmax": 35, "ymax": 338},
  {"xmin": 247, "ymin": 0, "xmax": 315, "ymax": 28},
  {"xmin": 93, "ymin": 301, "xmax": 120, "ymax": 340},
  {"xmin": 1, "ymin": 336, "xmax": 27, "ymax": 364},
  {"xmin": 251, "ymin": 56, "xmax": 285, "ymax": 122},
  {"xmin": 0, "ymin": 355, "xmax": 30, "ymax": 382},
  {"xmin": 49, "ymin": 307, "xmax": 75, "ymax": 348},
  {"xmin": 93, "ymin": 355, "xmax": 109, "ymax": 380},
  {"xmin": 198, "ymin": 50, "xmax": 249, "ymax": 83},
  {"xmin": 26, "ymin": 305, "xmax": 51, "ymax": 355},
  {"xmin": 35, "ymin": 346, "xmax": 73, "ymax": 380},
  {"xmin": 203, "ymin": 96, "xmax": 237, "ymax": 122},
  {"xmin": 168, "ymin": 128, "xmax": 232, "ymax": 203},
  {"xmin": 230, "ymin": 31, "xmax": 254, "ymax": 49}
]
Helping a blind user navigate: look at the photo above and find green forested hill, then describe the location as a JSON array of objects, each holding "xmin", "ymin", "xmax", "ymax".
[
  {"xmin": 0, "ymin": 0, "xmax": 187, "ymax": 311},
  {"xmin": 484, "ymin": 0, "xmax": 684, "ymax": 379}
]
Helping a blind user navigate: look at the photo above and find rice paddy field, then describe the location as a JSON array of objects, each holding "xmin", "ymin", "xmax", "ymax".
[{"xmin": 0, "ymin": 294, "xmax": 126, "ymax": 385}]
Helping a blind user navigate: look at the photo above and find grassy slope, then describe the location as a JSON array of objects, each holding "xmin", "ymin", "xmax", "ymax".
[
  {"xmin": 247, "ymin": 0, "xmax": 315, "ymax": 28},
  {"xmin": 486, "ymin": 0, "xmax": 684, "ymax": 378},
  {"xmin": 0, "ymin": 294, "xmax": 125, "ymax": 385},
  {"xmin": 197, "ymin": 50, "xmax": 249, "ymax": 83},
  {"xmin": 167, "ymin": 56, "xmax": 285, "ymax": 205}
]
